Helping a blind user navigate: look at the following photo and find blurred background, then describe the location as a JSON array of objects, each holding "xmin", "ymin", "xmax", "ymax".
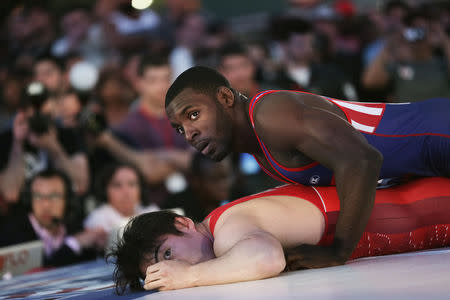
[{"xmin": 0, "ymin": 0, "xmax": 449, "ymax": 275}]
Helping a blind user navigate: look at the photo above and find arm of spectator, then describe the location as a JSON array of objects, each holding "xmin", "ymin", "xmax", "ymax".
[
  {"xmin": 153, "ymin": 149, "xmax": 194, "ymax": 173},
  {"xmin": 97, "ymin": 131, "xmax": 178, "ymax": 185},
  {"xmin": 0, "ymin": 113, "xmax": 27, "ymax": 203},
  {"xmin": 28, "ymin": 127, "xmax": 89, "ymax": 195},
  {"xmin": 362, "ymin": 44, "xmax": 391, "ymax": 89}
]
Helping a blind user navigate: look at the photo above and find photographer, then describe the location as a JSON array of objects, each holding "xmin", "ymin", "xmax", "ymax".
[
  {"xmin": 0, "ymin": 82, "xmax": 89, "ymax": 211},
  {"xmin": 362, "ymin": 9, "xmax": 450, "ymax": 102}
]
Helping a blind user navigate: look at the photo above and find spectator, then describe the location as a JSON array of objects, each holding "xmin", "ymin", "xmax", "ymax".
[
  {"xmin": 112, "ymin": 53, "xmax": 193, "ymax": 207},
  {"xmin": 163, "ymin": 153, "xmax": 233, "ymax": 222},
  {"xmin": 0, "ymin": 169, "xmax": 106, "ymax": 267},
  {"xmin": 170, "ymin": 13, "xmax": 209, "ymax": 79},
  {"xmin": 33, "ymin": 55, "xmax": 68, "ymax": 97},
  {"xmin": 274, "ymin": 17, "xmax": 358, "ymax": 100},
  {"xmin": 94, "ymin": 66, "xmax": 135, "ymax": 127},
  {"xmin": 0, "ymin": 73, "xmax": 24, "ymax": 129},
  {"xmin": 84, "ymin": 163, "xmax": 158, "ymax": 233},
  {"xmin": 362, "ymin": 9, "xmax": 450, "ymax": 102},
  {"xmin": 217, "ymin": 42, "xmax": 280, "ymax": 99},
  {"xmin": 0, "ymin": 82, "xmax": 89, "ymax": 210}
]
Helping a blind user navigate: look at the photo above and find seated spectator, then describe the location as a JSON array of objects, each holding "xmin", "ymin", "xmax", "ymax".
[
  {"xmin": 0, "ymin": 82, "xmax": 89, "ymax": 213},
  {"xmin": 0, "ymin": 169, "xmax": 106, "ymax": 267},
  {"xmin": 163, "ymin": 153, "xmax": 233, "ymax": 222},
  {"xmin": 362, "ymin": 9, "xmax": 450, "ymax": 102},
  {"xmin": 84, "ymin": 163, "xmax": 159, "ymax": 233}
]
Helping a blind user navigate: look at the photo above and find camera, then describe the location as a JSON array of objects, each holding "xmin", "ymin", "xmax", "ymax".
[
  {"xmin": 403, "ymin": 27, "xmax": 426, "ymax": 42},
  {"xmin": 79, "ymin": 109, "xmax": 107, "ymax": 137},
  {"xmin": 25, "ymin": 82, "xmax": 53, "ymax": 136}
]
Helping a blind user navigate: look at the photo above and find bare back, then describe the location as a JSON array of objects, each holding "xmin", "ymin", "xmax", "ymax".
[{"xmin": 208, "ymin": 194, "xmax": 325, "ymax": 256}]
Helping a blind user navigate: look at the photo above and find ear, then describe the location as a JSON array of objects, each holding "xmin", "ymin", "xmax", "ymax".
[
  {"xmin": 174, "ymin": 216, "xmax": 196, "ymax": 232},
  {"xmin": 216, "ymin": 86, "xmax": 235, "ymax": 108}
]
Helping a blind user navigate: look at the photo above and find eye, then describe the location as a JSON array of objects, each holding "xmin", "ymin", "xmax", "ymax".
[
  {"xmin": 163, "ymin": 249, "xmax": 171, "ymax": 260},
  {"xmin": 175, "ymin": 126, "xmax": 185, "ymax": 135},
  {"xmin": 188, "ymin": 111, "xmax": 199, "ymax": 120}
]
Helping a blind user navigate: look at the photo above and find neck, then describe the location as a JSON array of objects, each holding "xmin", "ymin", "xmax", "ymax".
[
  {"xmin": 196, "ymin": 222, "xmax": 214, "ymax": 243},
  {"xmin": 231, "ymin": 94, "xmax": 262, "ymax": 155}
]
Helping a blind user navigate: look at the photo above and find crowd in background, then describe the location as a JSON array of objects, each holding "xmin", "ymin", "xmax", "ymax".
[{"xmin": 0, "ymin": 0, "xmax": 449, "ymax": 269}]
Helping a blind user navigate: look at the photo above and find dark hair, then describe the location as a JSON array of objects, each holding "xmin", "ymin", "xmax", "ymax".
[
  {"xmin": 138, "ymin": 54, "xmax": 169, "ymax": 77},
  {"xmin": 107, "ymin": 211, "xmax": 184, "ymax": 295},
  {"xmin": 218, "ymin": 42, "xmax": 249, "ymax": 66},
  {"xmin": 270, "ymin": 16, "xmax": 313, "ymax": 42},
  {"xmin": 403, "ymin": 9, "xmax": 430, "ymax": 27},
  {"xmin": 95, "ymin": 162, "xmax": 147, "ymax": 204},
  {"xmin": 34, "ymin": 53, "xmax": 65, "ymax": 72},
  {"xmin": 165, "ymin": 66, "xmax": 231, "ymax": 108}
]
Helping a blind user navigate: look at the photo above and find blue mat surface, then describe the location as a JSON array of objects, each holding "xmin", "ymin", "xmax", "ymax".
[{"xmin": 0, "ymin": 259, "xmax": 151, "ymax": 299}]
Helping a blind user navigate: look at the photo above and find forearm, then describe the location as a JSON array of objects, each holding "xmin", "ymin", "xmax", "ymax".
[
  {"xmin": 47, "ymin": 144, "xmax": 89, "ymax": 194},
  {"xmin": 189, "ymin": 235, "xmax": 285, "ymax": 287},
  {"xmin": 98, "ymin": 132, "xmax": 143, "ymax": 167},
  {"xmin": 333, "ymin": 155, "xmax": 382, "ymax": 260},
  {"xmin": 0, "ymin": 141, "xmax": 25, "ymax": 202},
  {"xmin": 155, "ymin": 149, "xmax": 193, "ymax": 172}
]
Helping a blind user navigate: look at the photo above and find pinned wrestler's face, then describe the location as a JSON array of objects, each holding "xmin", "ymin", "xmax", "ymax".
[
  {"xmin": 166, "ymin": 87, "xmax": 234, "ymax": 161},
  {"xmin": 139, "ymin": 217, "xmax": 215, "ymax": 275}
]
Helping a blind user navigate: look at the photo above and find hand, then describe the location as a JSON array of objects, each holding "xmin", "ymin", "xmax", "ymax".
[
  {"xmin": 28, "ymin": 127, "xmax": 59, "ymax": 151},
  {"xmin": 144, "ymin": 260, "xmax": 195, "ymax": 291},
  {"xmin": 13, "ymin": 112, "xmax": 29, "ymax": 143},
  {"xmin": 284, "ymin": 244, "xmax": 346, "ymax": 271}
]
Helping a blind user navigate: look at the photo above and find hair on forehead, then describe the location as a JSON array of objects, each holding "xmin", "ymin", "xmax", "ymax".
[{"xmin": 165, "ymin": 66, "xmax": 231, "ymax": 108}]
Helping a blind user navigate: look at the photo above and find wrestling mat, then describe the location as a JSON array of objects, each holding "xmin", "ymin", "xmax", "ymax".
[{"xmin": 1, "ymin": 247, "xmax": 450, "ymax": 299}]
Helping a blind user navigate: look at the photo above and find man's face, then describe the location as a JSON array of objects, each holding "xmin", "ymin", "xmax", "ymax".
[
  {"xmin": 139, "ymin": 65, "xmax": 172, "ymax": 104},
  {"xmin": 107, "ymin": 166, "xmax": 140, "ymax": 217},
  {"xmin": 34, "ymin": 60, "xmax": 63, "ymax": 93},
  {"xmin": 166, "ymin": 88, "xmax": 233, "ymax": 161},
  {"xmin": 31, "ymin": 176, "xmax": 66, "ymax": 230}
]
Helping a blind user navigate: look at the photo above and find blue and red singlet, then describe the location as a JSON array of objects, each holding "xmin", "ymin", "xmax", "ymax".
[{"xmin": 248, "ymin": 90, "xmax": 450, "ymax": 186}]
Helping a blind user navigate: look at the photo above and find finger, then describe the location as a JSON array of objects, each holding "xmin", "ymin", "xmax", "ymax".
[
  {"xmin": 143, "ymin": 279, "xmax": 164, "ymax": 291},
  {"xmin": 147, "ymin": 263, "xmax": 161, "ymax": 274},
  {"xmin": 144, "ymin": 272, "xmax": 162, "ymax": 285}
]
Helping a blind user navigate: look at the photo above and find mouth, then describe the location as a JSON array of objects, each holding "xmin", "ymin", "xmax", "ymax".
[{"xmin": 202, "ymin": 142, "xmax": 215, "ymax": 156}]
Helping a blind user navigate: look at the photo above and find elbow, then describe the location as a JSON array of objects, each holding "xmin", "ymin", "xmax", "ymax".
[{"xmin": 257, "ymin": 246, "xmax": 286, "ymax": 277}]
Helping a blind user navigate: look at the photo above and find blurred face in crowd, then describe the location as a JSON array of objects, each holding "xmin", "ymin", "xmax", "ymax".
[
  {"xmin": 31, "ymin": 176, "xmax": 66, "ymax": 231},
  {"xmin": 34, "ymin": 60, "xmax": 64, "ymax": 93},
  {"xmin": 219, "ymin": 54, "xmax": 255, "ymax": 93},
  {"xmin": 57, "ymin": 92, "xmax": 82, "ymax": 127},
  {"xmin": 2, "ymin": 77, "xmax": 22, "ymax": 110},
  {"xmin": 286, "ymin": 32, "xmax": 315, "ymax": 64},
  {"xmin": 61, "ymin": 9, "xmax": 91, "ymax": 39},
  {"xmin": 177, "ymin": 14, "xmax": 206, "ymax": 48},
  {"xmin": 107, "ymin": 166, "xmax": 141, "ymax": 217},
  {"xmin": 139, "ymin": 65, "xmax": 172, "ymax": 105}
]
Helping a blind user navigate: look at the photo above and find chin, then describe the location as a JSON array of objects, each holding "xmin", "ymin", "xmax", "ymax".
[{"xmin": 210, "ymin": 147, "xmax": 229, "ymax": 162}]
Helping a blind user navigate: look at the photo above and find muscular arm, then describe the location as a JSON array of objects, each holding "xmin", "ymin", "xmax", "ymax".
[{"xmin": 255, "ymin": 92, "xmax": 383, "ymax": 264}]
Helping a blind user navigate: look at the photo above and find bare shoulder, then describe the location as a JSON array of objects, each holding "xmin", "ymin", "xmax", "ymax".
[{"xmin": 213, "ymin": 213, "xmax": 262, "ymax": 257}]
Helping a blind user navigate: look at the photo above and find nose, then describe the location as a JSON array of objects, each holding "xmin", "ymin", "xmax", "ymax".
[{"xmin": 185, "ymin": 126, "xmax": 199, "ymax": 143}]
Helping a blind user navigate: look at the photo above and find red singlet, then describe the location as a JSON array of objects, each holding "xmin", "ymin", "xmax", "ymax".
[{"xmin": 205, "ymin": 177, "xmax": 450, "ymax": 259}]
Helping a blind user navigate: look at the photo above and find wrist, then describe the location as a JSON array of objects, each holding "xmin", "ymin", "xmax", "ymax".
[{"xmin": 188, "ymin": 264, "xmax": 200, "ymax": 287}]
